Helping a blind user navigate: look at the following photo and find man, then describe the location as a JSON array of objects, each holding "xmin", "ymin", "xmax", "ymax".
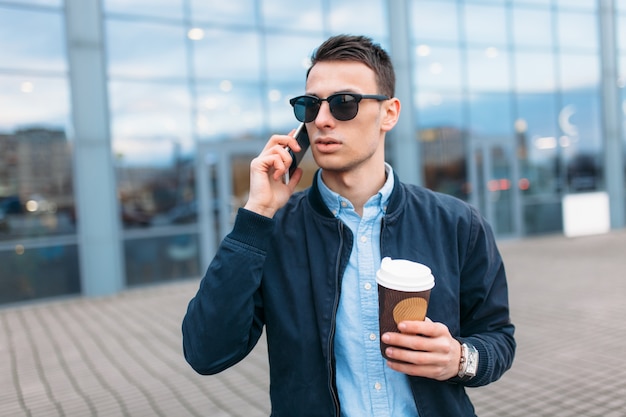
[{"xmin": 183, "ymin": 34, "xmax": 515, "ymax": 416}]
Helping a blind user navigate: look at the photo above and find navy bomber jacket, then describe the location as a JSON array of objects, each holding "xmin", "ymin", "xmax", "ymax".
[{"xmin": 183, "ymin": 171, "xmax": 516, "ymax": 417}]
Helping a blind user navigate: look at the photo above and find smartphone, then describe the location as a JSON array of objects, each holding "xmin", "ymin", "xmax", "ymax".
[{"xmin": 283, "ymin": 123, "xmax": 310, "ymax": 184}]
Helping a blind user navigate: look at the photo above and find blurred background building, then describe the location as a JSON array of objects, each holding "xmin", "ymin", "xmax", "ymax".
[{"xmin": 0, "ymin": 0, "xmax": 624, "ymax": 305}]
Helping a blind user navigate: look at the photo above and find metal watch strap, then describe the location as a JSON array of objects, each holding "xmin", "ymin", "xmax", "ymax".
[{"xmin": 457, "ymin": 342, "xmax": 478, "ymax": 381}]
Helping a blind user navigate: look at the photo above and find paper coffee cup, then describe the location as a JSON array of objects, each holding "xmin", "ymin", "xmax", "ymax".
[{"xmin": 376, "ymin": 257, "xmax": 435, "ymax": 360}]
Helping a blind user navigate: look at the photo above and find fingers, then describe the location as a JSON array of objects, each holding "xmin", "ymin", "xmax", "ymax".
[
  {"xmin": 256, "ymin": 134, "xmax": 302, "ymax": 180},
  {"xmin": 381, "ymin": 320, "xmax": 460, "ymax": 380}
]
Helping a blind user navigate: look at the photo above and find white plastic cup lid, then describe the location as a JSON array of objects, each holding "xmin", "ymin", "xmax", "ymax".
[{"xmin": 376, "ymin": 257, "xmax": 435, "ymax": 292}]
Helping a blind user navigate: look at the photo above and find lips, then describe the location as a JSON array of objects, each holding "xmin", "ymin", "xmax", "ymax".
[{"xmin": 314, "ymin": 137, "xmax": 341, "ymax": 152}]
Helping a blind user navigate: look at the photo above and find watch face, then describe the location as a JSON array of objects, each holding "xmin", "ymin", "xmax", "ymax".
[{"xmin": 467, "ymin": 350, "xmax": 478, "ymax": 374}]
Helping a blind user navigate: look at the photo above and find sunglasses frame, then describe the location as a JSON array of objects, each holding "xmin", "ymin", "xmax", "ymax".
[{"xmin": 289, "ymin": 93, "xmax": 389, "ymax": 123}]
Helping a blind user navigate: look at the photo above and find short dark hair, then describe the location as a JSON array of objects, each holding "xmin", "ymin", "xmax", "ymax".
[{"xmin": 307, "ymin": 34, "xmax": 395, "ymax": 98}]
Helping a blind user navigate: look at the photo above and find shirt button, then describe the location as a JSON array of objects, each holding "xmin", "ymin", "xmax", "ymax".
[
  {"xmin": 374, "ymin": 382, "xmax": 382, "ymax": 390},
  {"xmin": 360, "ymin": 236, "xmax": 367, "ymax": 243},
  {"xmin": 341, "ymin": 201, "xmax": 348, "ymax": 208},
  {"xmin": 364, "ymin": 282, "xmax": 372, "ymax": 290},
  {"xmin": 369, "ymin": 333, "xmax": 376, "ymax": 341}
]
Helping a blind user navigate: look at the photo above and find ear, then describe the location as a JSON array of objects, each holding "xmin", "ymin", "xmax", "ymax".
[{"xmin": 381, "ymin": 97, "xmax": 401, "ymax": 132}]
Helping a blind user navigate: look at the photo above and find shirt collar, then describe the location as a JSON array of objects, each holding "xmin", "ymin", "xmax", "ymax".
[{"xmin": 317, "ymin": 163, "xmax": 395, "ymax": 218}]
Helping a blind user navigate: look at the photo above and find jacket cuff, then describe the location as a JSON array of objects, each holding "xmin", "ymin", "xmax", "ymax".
[{"xmin": 227, "ymin": 207, "xmax": 275, "ymax": 252}]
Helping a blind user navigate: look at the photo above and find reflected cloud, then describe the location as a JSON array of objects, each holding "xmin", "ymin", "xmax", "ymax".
[
  {"xmin": 416, "ymin": 44, "xmax": 431, "ymax": 57},
  {"xmin": 558, "ymin": 104, "xmax": 578, "ymax": 137},
  {"xmin": 20, "ymin": 81, "xmax": 34, "ymax": 93},
  {"xmin": 485, "ymin": 47, "xmax": 498, "ymax": 59},
  {"xmin": 187, "ymin": 28, "xmax": 205, "ymax": 41}
]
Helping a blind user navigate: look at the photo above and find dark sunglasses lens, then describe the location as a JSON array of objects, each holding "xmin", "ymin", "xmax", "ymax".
[
  {"xmin": 293, "ymin": 97, "xmax": 320, "ymax": 123},
  {"xmin": 328, "ymin": 94, "xmax": 359, "ymax": 121}
]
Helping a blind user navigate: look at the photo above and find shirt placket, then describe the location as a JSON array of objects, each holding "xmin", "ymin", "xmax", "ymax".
[{"xmin": 357, "ymin": 204, "xmax": 391, "ymax": 417}]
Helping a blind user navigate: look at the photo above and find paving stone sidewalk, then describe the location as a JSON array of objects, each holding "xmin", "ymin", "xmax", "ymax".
[{"xmin": 2, "ymin": 229, "xmax": 626, "ymax": 416}]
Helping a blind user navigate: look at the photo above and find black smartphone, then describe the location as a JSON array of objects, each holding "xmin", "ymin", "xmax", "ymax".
[{"xmin": 283, "ymin": 123, "xmax": 310, "ymax": 184}]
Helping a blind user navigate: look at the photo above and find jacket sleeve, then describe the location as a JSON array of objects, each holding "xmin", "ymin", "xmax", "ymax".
[
  {"xmin": 456, "ymin": 205, "xmax": 516, "ymax": 387},
  {"xmin": 182, "ymin": 208, "xmax": 273, "ymax": 375}
]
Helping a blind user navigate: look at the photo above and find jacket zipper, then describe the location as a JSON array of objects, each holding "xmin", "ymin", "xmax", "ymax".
[{"xmin": 328, "ymin": 220, "xmax": 344, "ymax": 416}]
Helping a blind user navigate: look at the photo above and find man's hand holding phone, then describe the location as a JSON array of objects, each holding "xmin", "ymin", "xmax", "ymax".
[{"xmin": 243, "ymin": 125, "xmax": 309, "ymax": 218}]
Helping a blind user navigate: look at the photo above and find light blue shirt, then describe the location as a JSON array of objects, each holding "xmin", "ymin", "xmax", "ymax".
[{"xmin": 317, "ymin": 165, "xmax": 419, "ymax": 417}]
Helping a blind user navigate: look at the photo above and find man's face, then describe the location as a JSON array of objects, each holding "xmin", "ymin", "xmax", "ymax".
[{"xmin": 304, "ymin": 60, "xmax": 396, "ymax": 175}]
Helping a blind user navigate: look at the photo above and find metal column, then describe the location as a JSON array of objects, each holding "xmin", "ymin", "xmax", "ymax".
[
  {"xmin": 387, "ymin": 0, "xmax": 422, "ymax": 186},
  {"xmin": 65, "ymin": 0, "xmax": 124, "ymax": 295},
  {"xmin": 599, "ymin": 0, "xmax": 625, "ymax": 229}
]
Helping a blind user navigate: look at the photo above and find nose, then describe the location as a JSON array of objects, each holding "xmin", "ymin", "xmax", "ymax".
[{"xmin": 314, "ymin": 100, "xmax": 335, "ymax": 128}]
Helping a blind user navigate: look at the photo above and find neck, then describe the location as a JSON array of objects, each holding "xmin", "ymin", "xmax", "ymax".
[{"xmin": 321, "ymin": 165, "xmax": 387, "ymax": 216}]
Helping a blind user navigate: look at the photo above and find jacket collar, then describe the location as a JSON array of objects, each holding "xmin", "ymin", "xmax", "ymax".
[{"xmin": 307, "ymin": 168, "xmax": 405, "ymax": 219}]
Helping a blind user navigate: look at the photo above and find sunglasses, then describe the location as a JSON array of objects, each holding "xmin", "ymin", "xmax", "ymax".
[{"xmin": 289, "ymin": 93, "xmax": 389, "ymax": 123}]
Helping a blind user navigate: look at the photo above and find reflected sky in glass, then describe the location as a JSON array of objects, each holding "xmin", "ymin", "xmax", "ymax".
[
  {"xmin": 109, "ymin": 81, "xmax": 192, "ymax": 165},
  {"xmin": 415, "ymin": 91, "xmax": 464, "ymax": 129},
  {"xmin": 195, "ymin": 81, "xmax": 264, "ymax": 140},
  {"xmin": 410, "ymin": 1, "xmax": 459, "ymax": 43},
  {"xmin": 512, "ymin": 7, "xmax": 553, "ymax": 50},
  {"xmin": 262, "ymin": 0, "xmax": 324, "ymax": 31},
  {"xmin": 0, "ymin": 75, "xmax": 69, "ymax": 133},
  {"xmin": 466, "ymin": 47, "xmax": 511, "ymax": 91},
  {"xmin": 190, "ymin": 0, "xmax": 256, "ymax": 25},
  {"xmin": 265, "ymin": 34, "xmax": 323, "ymax": 83},
  {"xmin": 328, "ymin": 0, "xmax": 388, "ymax": 39},
  {"xmin": 463, "ymin": 4, "xmax": 507, "ymax": 46},
  {"xmin": 0, "ymin": 6, "xmax": 66, "ymax": 72},
  {"xmin": 193, "ymin": 29, "xmax": 261, "ymax": 80},
  {"xmin": 555, "ymin": 0, "xmax": 596, "ymax": 10},
  {"xmin": 103, "ymin": 0, "xmax": 184, "ymax": 20},
  {"xmin": 513, "ymin": 0, "xmax": 550, "ymax": 5},
  {"xmin": 13, "ymin": 0, "xmax": 62, "ymax": 6},
  {"xmin": 557, "ymin": 11, "xmax": 598, "ymax": 51},
  {"xmin": 468, "ymin": 92, "xmax": 513, "ymax": 136},
  {"xmin": 559, "ymin": 53, "xmax": 600, "ymax": 90},
  {"xmin": 106, "ymin": 20, "xmax": 186, "ymax": 79},
  {"xmin": 414, "ymin": 45, "xmax": 462, "ymax": 91},
  {"xmin": 514, "ymin": 51, "xmax": 556, "ymax": 93}
]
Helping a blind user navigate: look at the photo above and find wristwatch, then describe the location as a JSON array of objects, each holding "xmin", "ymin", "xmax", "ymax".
[{"xmin": 458, "ymin": 342, "xmax": 479, "ymax": 381}]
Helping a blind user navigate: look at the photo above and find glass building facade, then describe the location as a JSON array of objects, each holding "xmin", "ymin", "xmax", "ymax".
[{"xmin": 1, "ymin": 0, "xmax": 624, "ymax": 305}]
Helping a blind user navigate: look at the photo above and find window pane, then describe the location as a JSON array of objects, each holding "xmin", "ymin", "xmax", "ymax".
[
  {"xmin": 15, "ymin": 0, "xmax": 63, "ymax": 5},
  {"xmin": 328, "ymin": 0, "xmax": 388, "ymax": 38},
  {"xmin": 0, "ymin": 75, "xmax": 74, "ymax": 241},
  {"xmin": 103, "ymin": 0, "xmax": 184, "ymax": 20},
  {"xmin": 557, "ymin": 11, "xmax": 598, "ymax": 52},
  {"xmin": 417, "ymin": 92, "xmax": 468, "ymax": 200},
  {"xmin": 109, "ymin": 81, "xmax": 195, "ymax": 229},
  {"xmin": 0, "ymin": 6, "xmax": 66, "ymax": 72},
  {"xmin": 195, "ymin": 81, "xmax": 264, "ymax": 139},
  {"xmin": 512, "ymin": 7, "xmax": 553, "ymax": 49},
  {"xmin": 267, "ymin": 82, "xmax": 306, "ymax": 132},
  {"xmin": 193, "ymin": 29, "xmax": 262, "ymax": 81},
  {"xmin": 514, "ymin": 51, "xmax": 556, "ymax": 93},
  {"xmin": 190, "ymin": 0, "xmax": 257, "ymax": 26},
  {"xmin": 261, "ymin": 0, "xmax": 323, "ymax": 31},
  {"xmin": 265, "ymin": 34, "xmax": 324, "ymax": 82},
  {"xmin": 555, "ymin": 0, "xmax": 596, "ymax": 10},
  {"xmin": 617, "ymin": 14, "xmax": 626, "ymax": 51},
  {"xmin": 514, "ymin": 0, "xmax": 550, "ymax": 5},
  {"xmin": 106, "ymin": 20, "xmax": 187, "ymax": 79},
  {"xmin": 414, "ymin": 45, "xmax": 463, "ymax": 91},
  {"xmin": 515, "ymin": 92, "xmax": 559, "ymax": 196},
  {"xmin": 467, "ymin": 47, "xmax": 511, "ymax": 91},
  {"xmin": 0, "ymin": 244, "xmax": 80, "ymax": 303},
  {"xmin": 468, "ymin": 92, "xmax": 513, "ymax": 136},
  {"xmin": 463, "ymin": 4, "xmax": 508, "ymax": 46},
  {"xmin": 125, "ymin": 234, "xmax": 199, "ymax": 285},
  {"xmin": 410, "ymin": 1, "xmax": 459, "ymax": 43},
  {"xmin": 559, "ymin": 53, "xmax": 600, "ymax": 91}
]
